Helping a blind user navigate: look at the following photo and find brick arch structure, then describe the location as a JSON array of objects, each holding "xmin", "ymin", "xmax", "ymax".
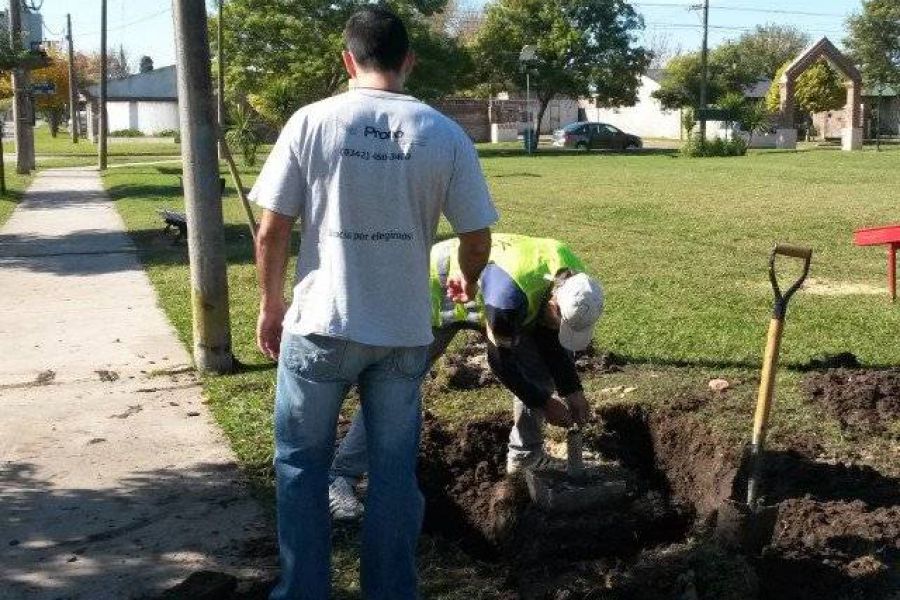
[{"xmin": 777, "ymin": 37, "xmax": 864, "ymax": 151}]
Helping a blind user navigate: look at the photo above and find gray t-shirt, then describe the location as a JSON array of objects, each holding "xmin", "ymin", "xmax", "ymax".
[{"xmin": 250, "ymin": 88, "xmax": 498, "ymax": 347}]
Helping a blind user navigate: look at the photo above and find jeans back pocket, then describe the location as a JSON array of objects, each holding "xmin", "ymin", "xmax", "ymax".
[{"xmin": 281, "ymin": 334, "xmax": 348, "ymax": 382}]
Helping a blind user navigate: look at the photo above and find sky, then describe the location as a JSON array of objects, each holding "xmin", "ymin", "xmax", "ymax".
[{"xmin": 32, "ymin": 0, "xmax": 865, "ymax": 75}]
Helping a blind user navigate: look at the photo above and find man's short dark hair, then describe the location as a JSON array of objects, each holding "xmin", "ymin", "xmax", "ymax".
[{"xmin": 343, "ymin": 6, "xmax": 410, "ymax": 73}]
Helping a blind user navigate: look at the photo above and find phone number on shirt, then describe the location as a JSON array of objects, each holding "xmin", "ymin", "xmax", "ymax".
[{"xmin": 341, "ymin": 148, "xmax": 412, "ymax": 161}]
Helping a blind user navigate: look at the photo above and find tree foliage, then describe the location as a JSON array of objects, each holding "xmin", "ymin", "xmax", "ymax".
[
  {"xmin": 472, "ymin": 0, "xmax": 649, "ymax": 129},
  {"xmin": 653, "ymin": 25, "xmax": 809, "ymax": 110},
  {"xmin": 139, "ymin": 55, "xmax": 154, "ymax": 73},
  {"xmin": 765, "ymin": 59, "xmax": 846, "ymax": 114},
  {"xmin": 846, "ymin": 0, "xmax": 900, "ymax": 90},
  {"xmin": 73, "ymin": 51, "xmax": 130, "ymax": 90},
  {"xmin": 215, "ymin": 0, "xmax": 472, "ymax": 127},
  {"xmin": 31, "ymin": 50, "xmax": 71, "ymax": 137}
]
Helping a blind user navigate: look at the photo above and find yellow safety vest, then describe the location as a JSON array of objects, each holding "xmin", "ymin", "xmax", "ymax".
[{"xmin": 430, "ymin": 233, "xmax": 586, "ymax": 328}]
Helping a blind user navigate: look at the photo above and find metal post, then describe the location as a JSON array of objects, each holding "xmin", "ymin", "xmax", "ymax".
[
  {"xmin": 66, "ymin": 13, "xmax": 78, "ymax": 143},
  {"xmin": 217, "ymin": 0, "xmax": 225, "ymax": 159},
  {"xmin": 0, "ymin": 119, "xmax": 6, "ymax": 195},
  {"xmin": 98, "ymin": 0, "xmax": 108, "ymax": 170},
  {"xmin": 526, "ymin": 71, "xmax": 531, "ymax": 155},
  {"xmin": 10, "ymin": 0, "xmax": 34, "ymax": 174},
  {"xmin": 172, "ymin": 0, "xmax": 233, "ymax": 373},
  {"xmin": 698, "ymin": 0, "xmax": 709, "ymax": 141}
]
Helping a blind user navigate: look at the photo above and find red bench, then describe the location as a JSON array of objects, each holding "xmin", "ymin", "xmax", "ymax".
[{"xmin": 854, "ymin": 224, "xmax": 900, "ymax": 301}]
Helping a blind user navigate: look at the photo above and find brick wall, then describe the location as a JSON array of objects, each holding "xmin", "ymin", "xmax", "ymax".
[{"xmin": 432, "ymin": 99, "xmax": 491, "ymax": 142}]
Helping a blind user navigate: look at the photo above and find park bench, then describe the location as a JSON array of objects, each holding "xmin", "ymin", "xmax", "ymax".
[{"xmin": 159, "ymin": 209, "xmax": 187, "ymax": 241}]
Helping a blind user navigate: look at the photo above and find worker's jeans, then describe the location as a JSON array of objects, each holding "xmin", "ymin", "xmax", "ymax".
[
  {"xmin": 331, "ymin": 328, "xmax": 548, "ymax": 482},
  {"xmin": 270, "ymin": 332, "xmax": 429, "ymax": 600}
]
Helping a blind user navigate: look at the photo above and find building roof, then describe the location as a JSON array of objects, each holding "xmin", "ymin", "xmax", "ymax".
[{"xmin": 84, "ymin": 65, "xmax": 177, "ymax": 101}]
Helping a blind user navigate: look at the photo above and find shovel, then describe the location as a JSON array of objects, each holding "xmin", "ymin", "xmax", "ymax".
[{"xmin": 717, "ymin": 243, "xmax": 812, "ymax": 551}]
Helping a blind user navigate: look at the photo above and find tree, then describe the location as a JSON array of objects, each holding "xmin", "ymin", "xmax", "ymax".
[
  {"xmin": 139, "ymin": 55, "xmax": 154, "ymax": 73},
  {"xmin": 31, "ymin": 50, "xmax": 71, "ymax": 137},
  {"xmin": 728, "ymin": 25, "xmax": 810, "ymax": 81},
  {"xmin": 765, "ymin": 59, "xmax": 846, "ymax": 115},
  {"xmin": 646, "ymin": 30, "xmax": 682, "ymax": 70},
  {"xmin": 215, "ymin": 0, "xmax": 472, "ymax": 127},
  {"xmin": 115, "ymin": 45, "xmax": 130, "ymax": 78},
  {"xmin": 73, "ymin": 51, "xmax": 130, "ymax": 89},
  {"xmin": 473, "ymin": 0, "xmax": 649, "ymax": 133},
  {"xmin": 846, "ymin": 0, "xmax": 900, "ymax": 142}
]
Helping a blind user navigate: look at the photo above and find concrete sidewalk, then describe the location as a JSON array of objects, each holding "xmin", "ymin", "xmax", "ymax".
[{"xmin": 0, "ymin": 169, "xmax": 268, "ymax": 599}]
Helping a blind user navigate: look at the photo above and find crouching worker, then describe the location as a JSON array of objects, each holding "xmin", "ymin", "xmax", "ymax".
[{"xmin": 329, "ymin": 233, "xmax": 604, "ymax": 520}]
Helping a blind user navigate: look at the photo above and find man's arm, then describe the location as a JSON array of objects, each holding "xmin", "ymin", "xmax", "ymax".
[
  {"xmin": 533, "ymin": 325, "xmax": 589, "ymax": 424},
  {"xmin": 447, "ymin": 228, "xmax": 491, "ymax": 303},
  {"xmin": 255, "ymin": 209, "xmax": 295, "ymax": 360},
  {"xmin": 486, "ymin": 341, "xmax": 572, "ymax": 428}
]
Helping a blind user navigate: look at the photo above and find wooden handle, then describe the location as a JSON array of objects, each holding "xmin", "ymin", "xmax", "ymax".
[
  {"xmin": 774, "ymin": 244, "xmax": 812, "ymax": 260},
  {"xmin": 751, "ymin": 318, "xmax": 784, "ymax": 448}
]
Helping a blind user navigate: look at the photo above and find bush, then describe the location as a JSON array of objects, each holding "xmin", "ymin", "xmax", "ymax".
[
  {"xmin": 225, "ymin": 105, "xmax": 260, "ymax": 167},
  {"xmin": 156, "ymin": 128, "xmax": 180, "ymax": 138},
  {"xmin": 109, "ymin": 128, "xmax": 145, "ymax": 137},
  {"xmin": 681, "ymin": 135, "xmax": 748, "ymax": 158}
]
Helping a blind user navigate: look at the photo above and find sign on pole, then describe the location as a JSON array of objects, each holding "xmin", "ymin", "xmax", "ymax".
[{"xmin": 31, "ymin": 82, "xmax": 56, "ymax": 95}]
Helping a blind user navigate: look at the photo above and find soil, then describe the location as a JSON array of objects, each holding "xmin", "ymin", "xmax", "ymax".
[
  {"xmin": 440, "ymin": 334, "xmax": 625, "ymax": 391},
  {"xmin": 803, "ymin": 367, "xmax": 900, "ymax": 436},
  {"xmin": 418, "ymin": 404, "xmax": 900, "ymax": 599}
]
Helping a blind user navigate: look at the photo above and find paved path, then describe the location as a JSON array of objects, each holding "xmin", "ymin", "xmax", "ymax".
[{"xmin": 0, "ymin": 169, "xmax": 268, "ymax": 599}]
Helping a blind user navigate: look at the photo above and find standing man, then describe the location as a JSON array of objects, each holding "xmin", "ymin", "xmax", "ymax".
[
  {"xmin": 329, "ymin": 234, "xmax": 604, "ymax": 521},
  {"xmin": 250, "ymin": 7, "xmax": 497, "ymax": 599}
]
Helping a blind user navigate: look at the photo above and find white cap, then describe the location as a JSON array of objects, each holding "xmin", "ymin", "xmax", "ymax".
[{"xmin": 556, "ymin": 273, "xmax": 604, "ymax": 352}]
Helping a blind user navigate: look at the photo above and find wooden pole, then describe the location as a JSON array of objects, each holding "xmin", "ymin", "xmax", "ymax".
[
  {"xmin": 173, "ymin": 0, "xmax": 233, "ymax": 373},
  {"xmin": 99, "ymin": 0, "xmax": 108, "ymax": 169},
  {"xmin": 67, "ymin": 14, "xmax": 78, "ymax": 143}
]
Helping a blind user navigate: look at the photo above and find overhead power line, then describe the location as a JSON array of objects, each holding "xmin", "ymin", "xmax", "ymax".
[
  {"xmin": 81, "ymin": 7, "xmax": 171, "ymax": 36},
  {"xmin": 631, "ymin": 1, "xmax": 848, "ymax": 18}
]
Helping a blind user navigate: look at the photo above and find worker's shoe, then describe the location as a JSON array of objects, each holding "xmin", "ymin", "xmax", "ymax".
[
  {"xmin": 506, "ymin": 452, "xmax": 566, "ymax": 475},
  {"xmin": 329, "ymin": 476, "xmax": 364, "ymax": 522}
]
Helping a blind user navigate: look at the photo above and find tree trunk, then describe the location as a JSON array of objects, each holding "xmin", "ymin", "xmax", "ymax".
[
  {"xmin": 49, "ymin": 111, "xmax": 60, "ymax": 137},
  {"xmin": 534, "ymin": 95, "xmax": 551, "ymax": 140}
]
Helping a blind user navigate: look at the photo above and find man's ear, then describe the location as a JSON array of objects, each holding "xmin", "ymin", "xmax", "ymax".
[
  {"xmin": 342, "ymin": 50, "xmax": 358, "ymax": 81},
  {"xmin": 401, "ymin": 51, "xmax": 417, "ymax": 78}
]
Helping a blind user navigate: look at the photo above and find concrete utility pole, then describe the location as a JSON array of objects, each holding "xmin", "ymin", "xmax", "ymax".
[
  {"xmin": 98, "ymin": 0, "xmax": 108, "ymax": 169},
  {"xmin": 217, "ymin": 0, "xmax": 225, "ymax": 159},
  {"xmin": 66, "ymin": 13, "xmax": 78, "ymax": 143},
  {"xmin": 10, "ymin": 0, "xmax": 35, "ymax": 174},
  {"xmin": 697, "ymin": 0, "xmax": 710, "ymax": 141},
  {"xmin": 173, "ymin": 0, "xmax": 233, "ymax": 373}
]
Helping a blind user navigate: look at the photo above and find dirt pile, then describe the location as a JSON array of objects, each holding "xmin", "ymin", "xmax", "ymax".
[
  {"xmin": 417, "ymin": 404, "xmax": 900, "ymax": 599},
  {"xmin": 803, "ymin": 368, "xmax": 900, "ymax": 435}
]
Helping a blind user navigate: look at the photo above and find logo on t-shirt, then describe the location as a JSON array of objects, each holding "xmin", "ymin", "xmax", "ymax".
[{"xmin": 364, "ymin": 126, "xmax": 404, "ymax": 141}]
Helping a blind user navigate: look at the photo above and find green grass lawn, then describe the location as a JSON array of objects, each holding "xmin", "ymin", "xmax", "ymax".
[
  {"xmin": 106, "ymin": 143, "xmax": 900, "ymax": 596},
  {"xmin": 0, "ymin": 170, "xmax": 31, "ymax": 227}
]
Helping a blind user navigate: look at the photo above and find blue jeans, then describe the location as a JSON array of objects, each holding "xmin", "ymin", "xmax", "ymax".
[
  {"xmin": 271, "ymin": 332, "xmax": 429, "ymax": 600},
  {"xmin": 331, "ymin": 327, "xmax": 548, "ymax": 481}
]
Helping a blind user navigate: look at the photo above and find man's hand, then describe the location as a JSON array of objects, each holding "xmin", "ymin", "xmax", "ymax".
[
  {"xmin": 543, "ymin": 395, "xmax": 572, "ymax": 428},
  {"xmin": 565, "ymin": 391, "xmax": 590, "ymax": 425},
  {"xmin": 257, "ymin": 300, "xmax": 287, "ymax": 361},
  {"xmin": 446, "ymin": 274, "xmax": 478, "ymax": 304}
]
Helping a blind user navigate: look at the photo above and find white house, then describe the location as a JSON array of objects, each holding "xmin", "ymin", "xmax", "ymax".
[
  {"xmin": 578, "ymin": 69, "xmax": 683, "ymax": 139},
  {"xmin": 83, "ymin": 66, "xmax": 179, "ymax": 138}
]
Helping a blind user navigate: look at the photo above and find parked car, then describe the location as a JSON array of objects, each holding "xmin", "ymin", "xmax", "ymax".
[{"xmin": 552, "ymin": 121, "xmax": 643, "ymax": 151}]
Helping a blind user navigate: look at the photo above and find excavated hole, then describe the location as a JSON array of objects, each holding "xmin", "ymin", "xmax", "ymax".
[{"xmin": 417, "ymin": 404, "xmax": 900, "ymax": 599}]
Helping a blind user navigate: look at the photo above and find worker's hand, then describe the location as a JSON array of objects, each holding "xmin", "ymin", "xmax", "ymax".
[
  {"xmin": 564, "ymin": 391, "xmax": 590, "ymax": 426},
  {"xmin": 543, "ymin": 395, "xmax": 572, "ymax": 428},
  {"xmin": 257, "ymin": 299, "xmax": 287, "ymax": 361},
  {"xmin": 446, "ymin": 274, "xmax": 478, "ymax": 304}
]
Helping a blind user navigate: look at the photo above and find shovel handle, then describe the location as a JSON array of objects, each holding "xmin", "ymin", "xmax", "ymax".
[{"xmin": 769, "ymin": 244, "xmax": 813, "ymax": 319}]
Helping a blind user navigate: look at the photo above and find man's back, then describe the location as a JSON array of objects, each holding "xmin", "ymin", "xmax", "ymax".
[{"xmin": 251, "ymin": 88, "xmax": 495, "ymax": 347}]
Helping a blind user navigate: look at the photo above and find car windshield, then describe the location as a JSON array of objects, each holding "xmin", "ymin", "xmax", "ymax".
[{"xmin": 564, "ymin": 123, "xmax": 584, "ymax": 132}]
